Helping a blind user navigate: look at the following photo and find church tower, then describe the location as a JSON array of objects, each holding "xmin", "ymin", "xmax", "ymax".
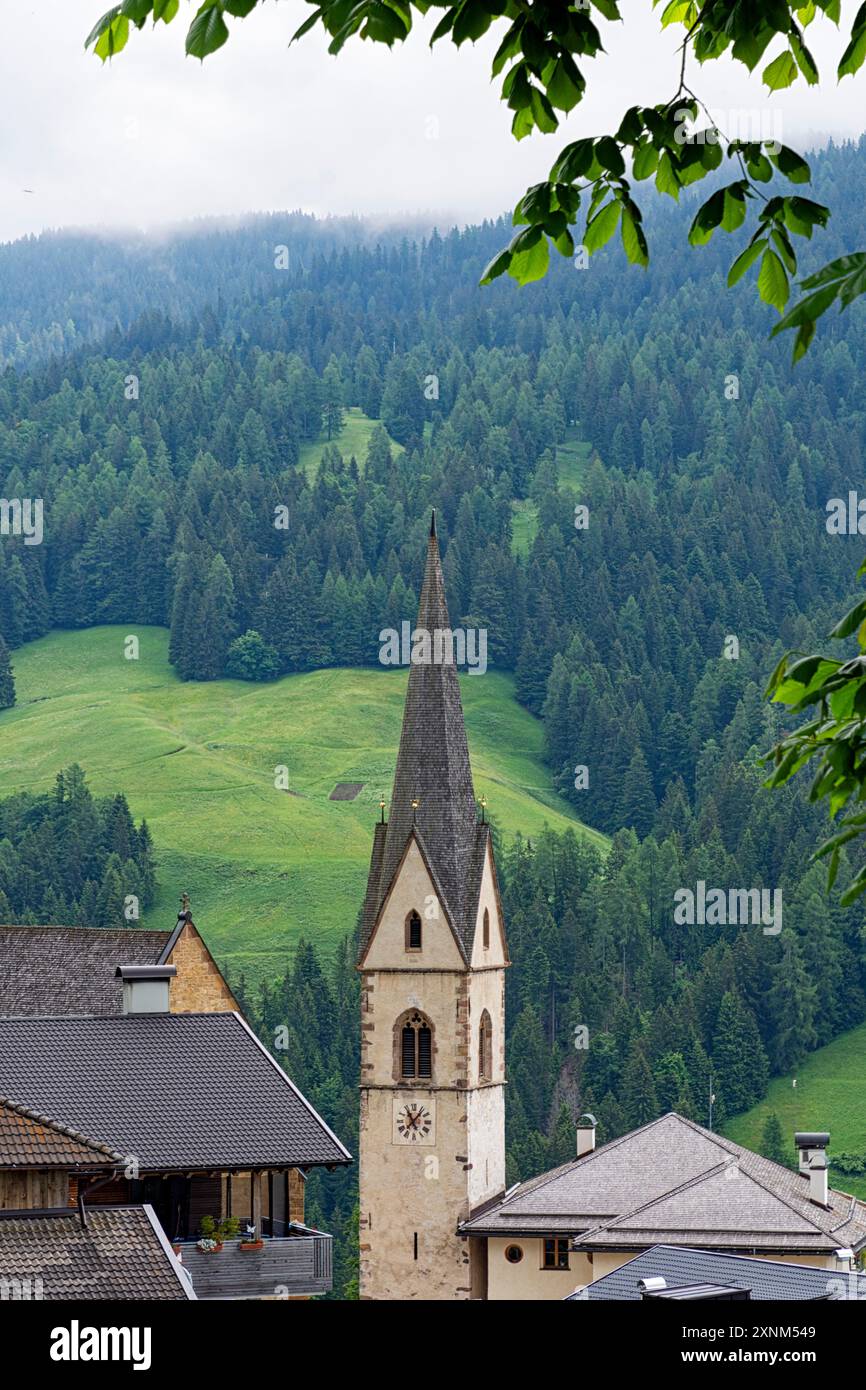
[{"xmin": 357, "ymin": 513, "xmax": 509, "ymax": 1301}]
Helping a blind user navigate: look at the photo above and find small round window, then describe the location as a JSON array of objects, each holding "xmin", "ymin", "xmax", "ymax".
[{"xmin": 504, "ymin": 1244, "xmax": 523, "ymax": 1264}]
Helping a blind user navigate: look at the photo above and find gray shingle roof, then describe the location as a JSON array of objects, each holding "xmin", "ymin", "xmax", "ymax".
[
  {"xmin": 360, "ymin": 514, "xmax": 484, "ymax": 963},
  {"xmin": 462, "ymin": 1112, "xmax": 866, "ymax": 1254},
  {"xmin": 0, "ymin": 1012, "xmax": 352, "ymax": 1171},
  {"xmin": 0, "ymin": 1205, "xmax": 193, "ymax": 1300},
  {"xmin": 568, "ymin": 1244, "xmax": 866, "ymax": 1301},
  {"xmin": 0, "ymin": 926, "xmax": 171, "ymax": 1017}
]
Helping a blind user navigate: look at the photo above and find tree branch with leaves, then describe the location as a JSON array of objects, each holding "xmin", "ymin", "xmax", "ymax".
[{"xmin": 84, "ymin": 0, "xmax": 866, "ymax": 360}]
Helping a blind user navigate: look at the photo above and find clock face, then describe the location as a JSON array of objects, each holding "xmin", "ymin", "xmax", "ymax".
[{"xmin": 393, "ymin": 1099, "xmax": 436, "ymax": 1146}]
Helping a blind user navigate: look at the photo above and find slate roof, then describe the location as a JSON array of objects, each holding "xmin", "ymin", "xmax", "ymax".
[
  {"xmin": 0, "ymin": 1206, "xmax": 193, "ymax": 1300},
  {"xmin": 567, "ymin": 1244, "xmax": 866, "ymax": 1301},
  {"xmin": 0, "ymin": 1098, "xmax": 124, "ymax": 1169},
  {"xmin": 359, "ymin": 513, "xmax": 486, "ymax": 963},
  {"xmin": 0, "ymin": 926, "xmax": 171, "ymax": 1016},
  {"xmin": 0, "ymin": 1012, "xmax": 352, "ymax": 1171},
  {"xmin": 461, "ymin": 1112, "xmax": 866, "ymax": 1254}
]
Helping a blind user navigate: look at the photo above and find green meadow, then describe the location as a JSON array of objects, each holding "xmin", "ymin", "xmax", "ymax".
[
  {"xmin": 0, "ymin": 627, "xmax": 606, "ymax": 985},
  {"xmin": 725, "ymin": 1023, "xmax": 866, "ymax": 1201},
  {"xmin": 297, "ymin": 406, "xmax": 403, "ymax": 479}
]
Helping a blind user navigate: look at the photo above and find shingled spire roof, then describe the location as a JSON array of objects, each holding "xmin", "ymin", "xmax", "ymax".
[{"xmin": 360, "ymin": 512, "xmax": 485, "ymax": 961}]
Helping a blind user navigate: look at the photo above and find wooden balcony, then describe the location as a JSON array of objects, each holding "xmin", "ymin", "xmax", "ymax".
[{"xmin": 177, "ymin": 1229, "xmax": 333, "ymax": 1300}]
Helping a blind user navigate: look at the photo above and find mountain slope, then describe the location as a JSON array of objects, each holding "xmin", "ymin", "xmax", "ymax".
[{"xmin": 0, "ymin": 627, "xmax": 606, "ymax": 983}]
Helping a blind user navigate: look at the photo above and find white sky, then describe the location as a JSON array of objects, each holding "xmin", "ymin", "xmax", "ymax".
[{"xmin": 1, "ymin": 0, "xmax": 865, "ymax": 244}]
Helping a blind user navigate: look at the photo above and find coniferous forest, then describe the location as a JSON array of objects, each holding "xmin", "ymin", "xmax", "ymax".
[{"xmin": 2, "ymin": 139, "xmax": 866, "ymax": 1294}]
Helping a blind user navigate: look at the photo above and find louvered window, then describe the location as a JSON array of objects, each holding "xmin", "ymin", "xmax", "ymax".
[
  {"xmin": 406, "ymin": 910, "xmax": 422, "ymax": 950},
  {"xmin": 401, "ymin": 1012, "xmax": 433, "ymax": 1078}
]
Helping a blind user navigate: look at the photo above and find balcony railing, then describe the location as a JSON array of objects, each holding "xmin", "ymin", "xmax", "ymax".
[{"xmin": 177, "ymin": 1231, "xmax": 333, "ymax": 1300}]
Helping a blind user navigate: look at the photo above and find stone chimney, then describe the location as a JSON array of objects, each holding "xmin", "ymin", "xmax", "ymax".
[
  {"xmin": 116, "ymin": 964, "xmax": 176, "ymax": 1015},
  {"xmin": 794, "ymin": 1131, "xmax": 830, "ymax": 1207},
  {"xmin": 576, "ymin": 1112, "xmax": 597, "ymax": 1159}
]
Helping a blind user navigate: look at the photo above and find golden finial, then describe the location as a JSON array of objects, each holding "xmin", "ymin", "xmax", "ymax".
[
  {"xmin": 480, "ymin": 795, "xmax": 487, "ymax": 824},
  {"xmin": 379, "ymin": 796, "xmax": 386, "ymax": 824}
]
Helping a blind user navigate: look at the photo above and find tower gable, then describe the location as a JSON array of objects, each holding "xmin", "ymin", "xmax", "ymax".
[
  {"xmin": 361, "ymin": 833, "xmax": 465, "ymax": 972},
  {"xmin": 469, "ymin": 837, "xmax": 508, "ymax": 970}
]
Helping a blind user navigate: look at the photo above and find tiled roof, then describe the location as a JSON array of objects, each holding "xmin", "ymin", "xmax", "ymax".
[
  {"xmin": 0, "ymin": 926, "xmax": 171, "ymax": 1016},
  {"xmin": 0, "ymin": 1012, "xmax": 352, "ymax": 1171},
  {"xmin": 0, "ymin": 1206, "xmax": 193, "ymax": 1300},
  {"xmin": 462, "ymin": 1112, "xmax": 866, "ymax": 1253},
  {"xmin": 360, "ymin": 514, "xmax": 484, "ymax": 963},
  {"xmin": 568, "ymin": 1245, "xmax": 866, "ymax": 1301},
  {"xmin": 0, "ymin": 1098, "xmax": 124, "ymax": 1168}
]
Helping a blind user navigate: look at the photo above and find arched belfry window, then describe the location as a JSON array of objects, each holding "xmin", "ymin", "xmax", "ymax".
[
  {"xmin": 479, "ymin": 1009, "xmax": 493, "ymax": 1082},
  {"xmin": 399, "ymin": 1011, "xmax": 433, "ymax": 1080},
  {"xmin": 482, "ymin": 907, "xmax": 490, "ymax": 950},
  {"xmin": 405, "ymin": 910, "xmax": 422, "ymax": 951}
]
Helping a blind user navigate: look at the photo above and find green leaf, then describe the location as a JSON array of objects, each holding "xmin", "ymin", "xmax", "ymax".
[
  {"xmin": 655, "ymin": 151, "xmax": 680, "ymax": 199},
  {"xmin": 688, "ymin": 188, "xmax": 724, "ymax": 247},
  {"xmin": 800, "ymin": 252, "xmax": 866, "ymax": 290},
  {"xmin": 769, "ymin": 144, "xmax": 811, "ymax": 182},
  {"xmin": 546, "ymin": 55, "xmax": 584, "ymax": 113},
  {"xmin": 595, "ymin": 137, "xmax": 625, "ymax": 176},
  {"xmin": 728, "ymin": 237, "xmax": 768, "ymax": 286},
  {"xmin": 828, "ymin": 598, "xmax": 866, "ymax": 640},
  {"xmin": 790, "ymin": 31, "xmax": 819, "ymax": 83},
  {"xmin": 721, "ymin": 185, "xmax": 747, "ymax": 232},
  {"xmin": 85, "ymin": 6, "xmax": 121, "ymax": 50},
  {"xmin": 771, "ymin": 227, "xmax": 797, "ymax": 274},
  {"xmin": 632, "ymin": 141, "xmax": 658, "ymax": 181},
  {"xmin": 583, "ymin": 200, "xmax": 621, "ymax": 254},
  {"xmin": 508, "ymin": 231, "xmax": 550, "ymax": 284},
  {"xmin": 453, "ymin": 0, "xmax": 494, "ymax": 47},
  {"xmin": 95, "ymin": 13, "xmax": 130, "ymax": 59},
  {"xmin": 528, "ymin": 86, "xmax": 558, "ymax": 135},
  {"xmin": 621, "ymin": 206, "xmax": 649, "ymax": 266},
  {"xmin": 120, "ymin": 0, "xmax": 153, "ymax": 24},
  {"xmin": 186, "ymin": 4, "xmax": 229, "ymax": 59},
  {"xmin": 479, "ymin": 247, "xmax": 512, "ymax": 285},
  {"xmin": 839, "ymin": 27, "xmax": 866, "ymax": 78},
  {"xmin": 763, "ymin": 49, "xmax": 798, "ymax": 89},
  {"xmin": 154, "ymin": 0, "xmax": 179, "ymax": 20}
]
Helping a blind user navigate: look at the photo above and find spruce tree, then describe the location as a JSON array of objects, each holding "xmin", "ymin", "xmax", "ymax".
[
  {"xmin": 760, "ymin": 1112, "xmax": 787, "ymax": 1166},
  {"xmin": 0, "ymin": 635, "xmax": 15, "ymax": 709}
]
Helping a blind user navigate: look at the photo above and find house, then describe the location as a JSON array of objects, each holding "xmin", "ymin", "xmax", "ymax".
[
  {"xmin": 0, "ymin": 910, "xmax": 352, "ymax": 1299},
  {"xmin": 0, "ymin": 1206, "xmax": 194, "ymax": 1301},
  {"xmin": 0, "ymin": 896, "xmax": 238, "ymax": 1016},
  {"xmin": 566, "ymin": 1244, "xmax": 866, "ymax": 1301},
  {"xmin": 459, "ymin": 1112, "xmax": 866, "ymax": 1299},
  {"xmin": 357, "ymin": 512, "xmax": 509, "ymax": 1300}
]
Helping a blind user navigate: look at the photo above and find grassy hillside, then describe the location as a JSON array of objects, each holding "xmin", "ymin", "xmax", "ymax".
[
  {"xmin": 724, "ymin": 1023, "xmax": 866, "ymax": 1201},
  {"xmin": 511, "ymin": 426, "xmax": 594, "ymax": 556},
  {"xmin": 0, "ymin": 627, "xmax": 606, "ymax": 985},
  {"xmin": 298, "ymin": 406, "xmax": 403, "ymax": 479}
]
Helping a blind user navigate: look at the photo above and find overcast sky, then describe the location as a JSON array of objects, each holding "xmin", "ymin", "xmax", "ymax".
[{"xmin": 2, "ymin": 0, "xmax": 865, "ymax": 244}]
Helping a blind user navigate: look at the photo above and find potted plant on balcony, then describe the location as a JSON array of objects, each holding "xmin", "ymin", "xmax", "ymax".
[
  {"xmin": 239, "ymin": 1223, "xmax": 264, "ymax": 1252},
  {"xmin": 197, "ymin": 1215, "xmax": 240, "ymax": 1252}
]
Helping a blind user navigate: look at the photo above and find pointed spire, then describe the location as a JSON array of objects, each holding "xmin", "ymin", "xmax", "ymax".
[
  {"xmin": 430, "ymin": 508, "xmax": 437, "ymax": 538},
  {"xmin": 371, "ymin": 519, "xmax": 478, "ymax": 940}
]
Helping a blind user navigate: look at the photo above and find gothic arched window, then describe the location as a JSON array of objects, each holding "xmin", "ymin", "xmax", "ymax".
[
  {"xmin": 399, "ymin": 1012, "xmax": 433, "ymax": 1080},
  {"xmin": 405, "ymin": 910, "xmax": 422, "ymax": 951},
  {"xmin": 482, "ymin": 907, "xmax": 490, "ymax": 950},
  {"xmin": 479, "ymin": 1009, "xmax": 493, "ymax": 1082}
]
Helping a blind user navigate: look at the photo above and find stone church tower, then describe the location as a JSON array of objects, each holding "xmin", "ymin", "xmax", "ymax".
[{"xmin": 358, "ymin": 514, "xmax": 509, "ymax": 1300}]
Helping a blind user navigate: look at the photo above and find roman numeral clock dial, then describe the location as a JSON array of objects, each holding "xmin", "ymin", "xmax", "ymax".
[{"xmin": 393, "ymin": 1099, "xmax": 436, "ymax": 1145}]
